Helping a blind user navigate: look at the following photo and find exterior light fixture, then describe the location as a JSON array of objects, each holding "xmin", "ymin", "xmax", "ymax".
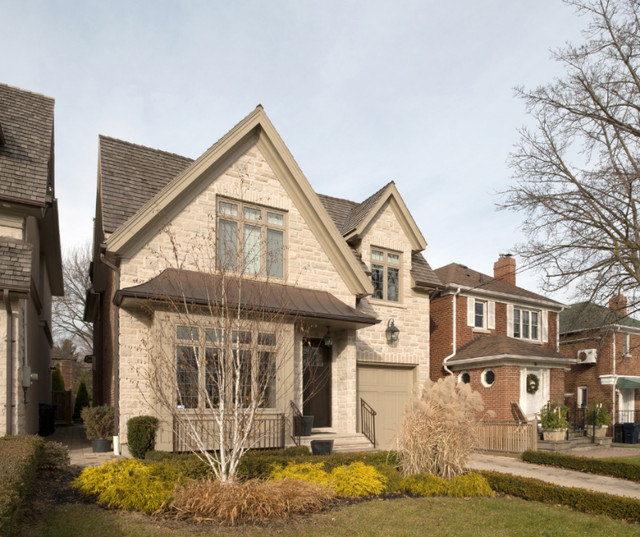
[
  {"xmin": 386, "ymin": 319, "xmax": 400, "ymax": 344},
  {"xmin": 323, "ymin": 327, "xmax": 333, "ymax": 347}
]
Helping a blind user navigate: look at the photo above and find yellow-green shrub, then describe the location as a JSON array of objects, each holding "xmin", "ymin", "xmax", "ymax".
[
  {"xmin": 330, "ymin": 462, "xmax": 387, "ymax": 497},
  {"xmin": 374, "ymin": 463, "xmax": 404, "ymax": 492},
  {"xmin": 73, "ymin": 459, "xmax": 182, "ymax": 513},
  {"xmin": 269, "ymin": 462, "xmax": 330, "ymax": 485},
  {"xmin": 448, "ymin": 472, "xmax": 494, "ymax": 498},
  {"xmin": 400, "ymin": 473, "xmax": 448, "ymax": 496}
]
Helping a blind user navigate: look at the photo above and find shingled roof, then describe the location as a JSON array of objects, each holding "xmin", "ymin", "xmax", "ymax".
[
  {"xmin": 435, "ymin": 263, "xmax": 560, "ymax": 306},
  {"xmin": 449, "ymin": 334, "xmax": 570, "ymax": 364},
  {"xmin": 99, "ymin": 136, "xmax": 194, "ymax": 234},
  {"xmin": 0, "ymin": 84, "xmax": 54, "ymax": 206},
  {"xmin": 560, "ymin": 302, "xmax": 640, "ymax": 334},
  {"xmin": 0, "ymin": 238, "xmax": 32, "ymax": 292}
]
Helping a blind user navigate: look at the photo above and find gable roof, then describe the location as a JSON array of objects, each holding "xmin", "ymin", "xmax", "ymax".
[
  {"xmin": 560, "ymin": 302, "xmax": 640, "ymax": 334},
  {"xmin": 318, "ymin": 191, "xmax": 440, "ymax": 289},
  {"xmin": 435, "ymin": 263, "xmax": 561, "ymax": 308},
  {"xmin": 99, "ymin": 136, "xmax": 193, "ymax": 234},
  {"xmin": 102, "ymin": 106, "xmax": 374, "ymax": 297},
  {"xmin": 0, "ymin": 84, "xmax": 54, "ymax": 206},
  {"xmin": 448, "ymin": 334, "xmax": 572, "ymax": 366}
]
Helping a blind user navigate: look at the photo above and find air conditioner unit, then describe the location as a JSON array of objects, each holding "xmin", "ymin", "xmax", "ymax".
[{"xmin": 577, "ymin": 348, "xmax": 597, "ymax": 364}]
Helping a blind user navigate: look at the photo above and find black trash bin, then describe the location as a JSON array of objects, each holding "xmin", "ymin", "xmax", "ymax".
[
  {"xmin": 294, "ymin": 415, "xmax": 314, "ymax": 437},
  {"xmin": 623, "ymin": 423, "xmax": 640, "ymax": 444},
  {"xmin": 38, "ymin": 403, "xmax": 56, "ymax": 437},
  {"xmin": 614, "ymin": 423, "xmax": 625, "ymax": 443}
]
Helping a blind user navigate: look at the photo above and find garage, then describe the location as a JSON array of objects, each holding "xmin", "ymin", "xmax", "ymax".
[{"xmin": 356, "ymin": 365, "xmax": 416, "ymax": 450}]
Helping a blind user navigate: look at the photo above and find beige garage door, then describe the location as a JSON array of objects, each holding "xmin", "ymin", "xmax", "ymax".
[{"xmin": 357, "ymin": 365, "xmax": 415, "ymax": 450}]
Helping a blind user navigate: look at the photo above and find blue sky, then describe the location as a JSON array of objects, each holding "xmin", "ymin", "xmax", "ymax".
[{"xmin": 1, "ymin": 1, "xmax": 588, "ymax": 301}]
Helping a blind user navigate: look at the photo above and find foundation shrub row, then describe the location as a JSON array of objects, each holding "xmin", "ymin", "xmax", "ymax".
[{"xmin": 521, "ymin": 450, "xmax": 640, "ymax": 482}]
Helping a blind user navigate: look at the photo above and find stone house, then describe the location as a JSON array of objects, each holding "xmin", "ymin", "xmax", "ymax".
[
  {"xmin": 0, "ymin": 83, "xmax": 63, "ymax": 435},
  {"xmin": 560, "ymin": 296, "xmax": 640, "ymax": 425},
  {"xmin": 430, "ymin": 255, "xmax": 571, "ymax": 421},
  {"xmin": 85, "ymin": 106, "xmax": 440, "ymax": 454}
]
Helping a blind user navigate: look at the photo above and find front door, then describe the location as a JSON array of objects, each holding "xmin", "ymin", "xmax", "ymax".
[
  {"xmin": 619, "ymin": 388, "xmax": 635, "ymax": 422},
  {"xmin": 303, "ymin": 339, "xmax": 331, "ymax": 427}
]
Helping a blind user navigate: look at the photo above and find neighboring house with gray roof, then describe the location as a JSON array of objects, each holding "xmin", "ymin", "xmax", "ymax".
[
  {"xmin": 560, "ymin": 296, "xmax": 640, "ymax": 426},
  {"xmin": 0, "ymin": 83, "xmax": 63, "ymax": 436},
  {"xmin": 85, "ymin": 106, "xmax": 440, "ymax": 454},
  {"xmin": 430, "ymin": 255, "xmax": 571, "ymax": 421}
]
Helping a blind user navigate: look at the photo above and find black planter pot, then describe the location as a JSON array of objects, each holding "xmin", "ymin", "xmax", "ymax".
[
  {"xmin": 92, "ymin": 438, "xmax": 112, "ymax": 453},
  {"xmin": 295, "ymin": 415, "xmax": 314, "ymax": 437},
  {"xmin": 310, "ymin": 439, "xmax": 333, "ymax": 455}
]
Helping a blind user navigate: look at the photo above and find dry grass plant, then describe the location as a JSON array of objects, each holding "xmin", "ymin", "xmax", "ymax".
[
  {"xmin": 168, "ymin": 478, "xmax": 334, "ymax": 525},
  {"xmin": 398, "ymin": 376, "xmax": 484, "ymax": 480}
]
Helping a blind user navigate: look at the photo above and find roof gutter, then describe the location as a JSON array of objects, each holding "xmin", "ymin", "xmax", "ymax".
[{"xmin": 442, "ymin": 286, "xmax": 461, "ymax": 375}]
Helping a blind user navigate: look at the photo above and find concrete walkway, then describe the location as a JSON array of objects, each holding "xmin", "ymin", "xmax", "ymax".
[
  {"xmin": 468, "ymin": 447, "xmax": 640, "ymax": 500},
  {"xmin": 48, "ymin": 423, "xmax": 117, "ymax": 467}
]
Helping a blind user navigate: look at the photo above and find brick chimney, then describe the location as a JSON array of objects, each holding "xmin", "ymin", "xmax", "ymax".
[
  {"xmin": 609, "ymin": 294, "xmax": 627, "ymax": 315},
  {"xmin": 494, "ymin": 254, "xmax": 516, "ymax": 286}
]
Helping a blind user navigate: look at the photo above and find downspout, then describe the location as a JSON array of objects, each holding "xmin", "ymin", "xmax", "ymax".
[
  {"xmin": 4, "ymin": 290, "xmax": 13, "ymax": 435},
  {"xmin": 612, "ymin": 328, "xmax": 617, "ymax": 423},
  {"xmin": 442, "ymin": 287, "xmax": 461, "ymax": 376},
  {"xmin": 100, "ymin": 245, "xmax": 121, "ymax": 456}
]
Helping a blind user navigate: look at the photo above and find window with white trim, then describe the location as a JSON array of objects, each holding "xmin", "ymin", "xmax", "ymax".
[
  {"xmin": 623, "ymin": 334, "xmax": 631, "ymax": 356},
  {"xmin": 467, "ymin": 297, "xmax": 495, "ymax": 330},
  {"xmin": 176, "ymin": 325, "xmax": 277, "ymax": 410},
  {"xmin": 371, "ymin": 248, "xmax": 401, "ymax": 302},
  {"xmin": 513, "ymin": 307, "xmax": 539, "ymax": 340},
  {"xmin": 482, "ymin": 369, "xmax": 495, "ymax": 387},
  {"xmin": 577, "ymin": 386, "xmax": 588, "ymax": 408},
  {"xmin": 459, "ymin": 371, "xmax": 470, "ymax": 384},
  {"xmin": 217, "ymin": 199, "xmax": 285, "ymax": 278}
]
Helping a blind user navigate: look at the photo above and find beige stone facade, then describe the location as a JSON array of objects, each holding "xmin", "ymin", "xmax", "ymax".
[{"xmin": 89, "ymin": 107, "xmax": 439, "ymax": 453}]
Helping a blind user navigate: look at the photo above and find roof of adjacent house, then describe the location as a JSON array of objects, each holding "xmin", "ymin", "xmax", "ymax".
[
  {"xmin": 448, "ymin": 334, "xmax": 570, "ymax": 364},
  {"xmin": 99, "ymin": 136, "xmax": 194, "ymax": 234},
  {"xmin": 114, "ymin": 268, "xmax": 379, "ymax": 328},
  {"xmin": 434, "ymin": 263, "xmax": 560, "ymax": 306},
  {"xmin": 98, "ymin": 133, "xmax": 441, "ymax": 290},
  {"xmin": 560, "ymin": 302, "xmax": 640, "ymax": 334},
  {"xmin": 0, "ymin": 84, "xmax": 55, "ymax": 206},
  {"xmin": 0, "ymin": 238, "xmax": 33, "ymax": 292}
]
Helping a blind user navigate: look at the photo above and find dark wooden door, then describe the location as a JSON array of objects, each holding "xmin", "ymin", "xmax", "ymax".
[{"xmin": 303, "ymin": 339, "xmax": 331, "ymax": 427}]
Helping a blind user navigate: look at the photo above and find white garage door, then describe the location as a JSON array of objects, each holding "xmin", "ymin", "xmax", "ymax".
[{"xmin": 357, "ymin": 365, "xmax": 415, "ymax": 450}]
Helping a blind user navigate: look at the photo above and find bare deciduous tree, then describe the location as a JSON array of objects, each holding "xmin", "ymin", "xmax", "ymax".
[
  {"xmin": 501, "ymin": 0, "xmax": 640, "ymax": 312},
  {"xmin": 52, "ymin": 243, "xmax": 93, "ymax": 354}
]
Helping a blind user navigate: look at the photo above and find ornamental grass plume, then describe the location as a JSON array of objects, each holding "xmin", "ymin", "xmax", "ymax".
[{"xmin": 398, "ymin": 376, "xmax": 484, "ymax": 480}]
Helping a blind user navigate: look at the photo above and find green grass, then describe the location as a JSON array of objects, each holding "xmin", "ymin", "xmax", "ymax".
[
  {"xmin": 19, "ymin": 496, "xmax": 639, "ymax": 537},
  {"xmin": 603, "ymin": 455, "xmax": 640, "ymax": 464}
]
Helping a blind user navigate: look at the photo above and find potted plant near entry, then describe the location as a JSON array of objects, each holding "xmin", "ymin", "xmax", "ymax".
[
  {"xmin": 81, "ymin": 405, "xmax": 115, "ymax": 452},
  {"xmin": 586, "ymin": 401, "xmax": 612, "ymax": 438},
  {"xmin": 539, "ymin": 402, "xmax": 569, "ymax": 442}
]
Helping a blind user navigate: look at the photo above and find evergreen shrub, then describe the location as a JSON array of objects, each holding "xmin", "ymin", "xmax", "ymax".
[
  {"xmin": 400, "ymin": 473, "xmax": 449, "ymax": 496},
  {"xmin": 448, "ymin": 472, "xmax": 494, "ymax": 497},
  {"xmin": 127, "ymin": 416, "xmax": 159, "ymax": 459},
  {"xmin": 73, "ymin": 380, "xmax": 90, "ymax": 421}
]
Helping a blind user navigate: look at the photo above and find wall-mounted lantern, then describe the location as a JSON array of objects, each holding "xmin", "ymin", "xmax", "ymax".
[
  {"xmin": 386, "ymin": 319, "xmax": 400, "ymax": 344},
  {"xmin": 323, "ymin": 327, "xmax": 333, "ymax": 347}
]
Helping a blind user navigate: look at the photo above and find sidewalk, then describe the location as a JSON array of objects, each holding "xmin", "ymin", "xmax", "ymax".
[
  {"xmin": 48, "ymin": 423, "xmax": 117, "ymax": 468},
  {"xmin": 468, "ymin": 449, "xmax": 640, "ymax": 500}
]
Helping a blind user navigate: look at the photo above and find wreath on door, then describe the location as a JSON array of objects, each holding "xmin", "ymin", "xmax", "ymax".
[{"xmin": 526, "ymin": 373, "xmax": 540, "ymax": 394}]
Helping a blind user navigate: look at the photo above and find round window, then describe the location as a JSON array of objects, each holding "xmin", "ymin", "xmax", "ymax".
[
  {"xmin": 482, "ymin": 369, "xmax": 495, "ymax": 387},
  {"xmin": 460, "ymin": 372, "xmax": 470, "ymax": 384}
]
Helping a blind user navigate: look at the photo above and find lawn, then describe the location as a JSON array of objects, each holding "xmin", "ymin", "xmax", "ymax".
[{"xmin": 19, "ymin": 496, "xmax": 640, "ymax": 537}]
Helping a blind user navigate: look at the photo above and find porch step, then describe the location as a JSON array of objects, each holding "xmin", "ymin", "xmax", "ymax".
[
  {"xmin": 538, "ymin": 433, "xmax": 612, "ymax": 453},
  {"xmin": 298, "ymin": 428, "xmax": 376, "ymax": 453}
]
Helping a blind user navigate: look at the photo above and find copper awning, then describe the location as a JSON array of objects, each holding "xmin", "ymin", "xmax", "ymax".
[{"xmin": 114, "ymin": 268, "xmax": 379, "ymax": 329}]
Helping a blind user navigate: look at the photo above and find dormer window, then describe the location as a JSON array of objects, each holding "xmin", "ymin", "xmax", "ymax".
[{"xmin": 371, "ymin": 248, "xmax": 401, "ymax": 302}]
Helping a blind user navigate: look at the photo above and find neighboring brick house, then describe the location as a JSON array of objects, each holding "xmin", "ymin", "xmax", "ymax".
[
  {"xmin": 430, "ymin": 255, "xmax": 571, "ymax": 421},
  {"xmin": 0, "ymin": 83, "xmax": 64, "ymax": 435},
  {"xmin": 85, "ymin": 106, "xmax": 440, "ymax": 454},
  {"xmin": 560, "ymin": 296, "xmax": 640, "ymax": 424}
]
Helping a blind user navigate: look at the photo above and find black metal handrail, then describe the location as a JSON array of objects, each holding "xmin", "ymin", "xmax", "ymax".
[
  {"xmin": 290, "ymin": 400, "xmax": 302, "ymax": 446},
  {"xmin": 360, "ymin": 398, "xmax": 376, "ymax": 448}
]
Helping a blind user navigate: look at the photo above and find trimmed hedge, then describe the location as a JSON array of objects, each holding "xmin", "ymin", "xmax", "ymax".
[
  {"xmin": 127, "ymin": 416, "xmax": 159, "ymax": 459},
  {"xmin": 237, "ymin": 448, "xmax": 397, "ymax": 480},
  {"xmin": 482, "ymin": 470, "xmax": 640, "ymax": 522},
  {"xmin": 0, "ymin": 435, "xmax": 45, "ymax": 537},
  {"xmin": 521, "ymin": 450, "xmax": 640, "ymax": 482}
]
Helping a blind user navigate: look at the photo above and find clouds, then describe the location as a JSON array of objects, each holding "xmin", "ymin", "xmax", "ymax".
[{"xmin": 0, "ymin": 0, "xmax": 586, "ymax": 299}]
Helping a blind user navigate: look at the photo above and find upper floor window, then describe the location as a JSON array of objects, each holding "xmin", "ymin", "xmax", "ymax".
[
  {"xmin": 513, "ymin": 307, "xmax": 539, "ymax": 340},
  {"xmin": 623, "ymin": 333, "xmax": 631, "ymax": 356},
  {"xmin": 371, "ymin": 248, "xmax": 400, "ymax": 302},
  {"xmin": 217, "ymin": 199, "xmax": 285, "ymax": 278},
  {"xmin": 467, "ymin": 297, "xmax": 495, "ymax": 330}
]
